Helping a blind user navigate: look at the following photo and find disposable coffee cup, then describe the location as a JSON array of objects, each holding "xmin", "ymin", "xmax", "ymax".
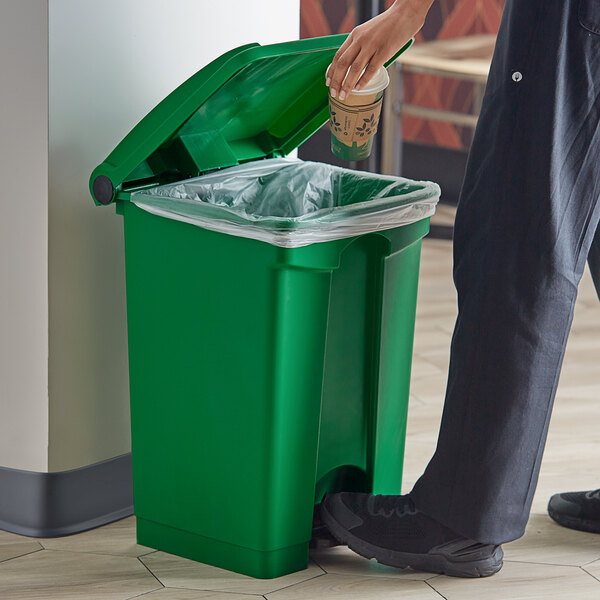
[{"xmin": 327, "ymin": 64, "xmax": 390, "ymax": 161}]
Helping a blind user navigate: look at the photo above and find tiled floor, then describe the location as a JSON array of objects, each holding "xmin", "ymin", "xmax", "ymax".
[{"xmin": 2, "ymin": 238, "xmax": 600, "ymax": 599}]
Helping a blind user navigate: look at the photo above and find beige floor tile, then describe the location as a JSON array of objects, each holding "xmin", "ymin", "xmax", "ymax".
[
  {"xmin": 549, "ymin": 395, "xmax": 600, "ymax": 428},
  {"xmin": 417, "ymin": 279, "xmax": 456, "ymax": 300},
  {"xmin": 0, "ymin": 540, "xmax": 42, "ymax": 563},
  {"xmin": 405, "ymin": 403, "xmax": 443, "ymax": 445},
  {"xmin": 543, "ymin": 428, "xmax": 600, "ymax": 454},
  {"xmin": 140, "ymin": 552, "xmax": 323, "ymax": 595},
  {"xmin": 415, "ymin": 302, "xmax": 457, "ymax": 326},
  {"xmin": 571, "ymin": 312, "xmax": 600, "ymax": 327},
  {"xmin": 435, "ymin": 320, "xmax": 458, "ymax": 335},
  {"xmin": 417, "ymin": 289, "xmax": 455, "ymax": 307},
  {"xmin": 413, "ymin": 326, "xmax": 451, "ymax": 354},
  {"xmin": 401, "ymin": 441, "xmax": 437, "ymax": 492},
  {"xmin": 578, "ymin": 266, "xmax": 598, "ymax": 298},
  {"xmin": 429, "ymin": 561, "xmax": 600, "ymax": 599},
  {"xmin": 504, "ymin": 513, "xmax": 600, "ymax": 566},
  {"xmin": 555, "ymin": 381, "xmax": 600, "ymax": 399},
  {"xmin": 39, "ymin": 516, "xmax": 152, "ymax": 557},
  {"xmin": 417, "ymin": 350, "xmax": 450, "ymax": 373},
  {"xmin": 572, "ymin": 280, "xmax": 600, "ymax": 304},
  {"xmin": 578, "ymin": 300, "xmax": 600, "ymax": 313},
  {"xmin": 417, "ymin": 277, "xmax": 453, "ymax": 293},
  {"xmin": 561, "ymin": 347, "xmax": 600, "ymax": 371},
  {"xmin": 419, "ymin": 243, "xmax": 453, "ymax": 274},
  {"xmin": 409, "ymin": 373, "xmax": 447, "ymax": 406},
  {"xmin": 562, "ymin": 334, "xmax": 600, "ymax": 351},
  {"xmin": 410, "ymin": 357, "xmax": 443, "ymax": 379},
  {"xmin": 554, "ymin": 394, "xmax": 600, "ymax": 416},
  {"xmin": 540, "ymin": 439, "xmax": 600, "ymax": 474},
  {"xmin": 416, "ymin": 285, "xmax": 455, "ymax": 302},
  {"xmin": 583, "ymin": 558, "xmax": 600, "ymax": 581},
  {"xmin": 132, "ymin": 589, "xmax": 263, "ymax": 599},
  {"xmin": 309, "ymin": 545, "xmax": 432, "ymax": 581},
  {"xmin": 567, "ymin": 320, "xmax": 600, "ymax": 342},
  {"xmin": 0, "ymin": 529, "xmax": 35, "ymax": 544},
  {"xmin": 264, "ymin": 573, "xmax": 441, "ymax": 599},
  {"xmin": 529, "ymin": 471, "xmax": 600, "ymax": 515},
  {"xmin": 0, "ymin": 549, "xmax": 161, "ymax": 599},
  {"xmin": 409, "ymin": 393, "xmax": 427, "ymax": 407},
  {"xmin": 556, "ymin": 367, "xmax": 600, "ymax": 390},
  {"xmin": 417, "ymin": 286, "xmax": 453, "ymax": 302}
]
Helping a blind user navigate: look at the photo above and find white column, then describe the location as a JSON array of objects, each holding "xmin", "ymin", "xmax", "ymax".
[
  {"xmin": 47, "ymin": 0, "xmax": 300, "ymax": 471},
  {"xmin": 0, "ymin": 0, "xmax": 50, "ymax": 473}
]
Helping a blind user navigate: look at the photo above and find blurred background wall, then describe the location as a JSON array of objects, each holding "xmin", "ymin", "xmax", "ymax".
[{"xmin": 299, "ymin": 0, "xmax": 504, "ymax": 202}]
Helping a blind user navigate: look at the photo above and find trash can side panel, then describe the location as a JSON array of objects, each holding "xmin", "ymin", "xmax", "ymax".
[
  {"xmin": 120, "ymin": 203, "xmax": 285, "ymax": 548},
  {"xmin": 315, "ymin": 221, "xmax": 430, "ymax": 501},
  {"xmin": 263, "ymin": 265, "xmax": 332, "ymax": 550},
  {"xmin": 315, "ymin": 236, "xmax": 387, "ymax": 496},
  {"xmin": 371, "ymin": 227, "xmax": 428, "ymax": 494}
]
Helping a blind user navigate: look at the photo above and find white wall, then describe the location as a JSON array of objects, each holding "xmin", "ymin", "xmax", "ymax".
[
  {"xmin": 0, "ymin": 1, "xmax": 49, "ymax": 472},
  {"xmin": 47, "ymin": 0, "xmax": 300, "ymax": 471}
]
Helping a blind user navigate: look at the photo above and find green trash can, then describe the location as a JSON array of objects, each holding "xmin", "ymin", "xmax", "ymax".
[{"xmin": 90, "ymin": 35, "xmax": 440, "ymax": 579}]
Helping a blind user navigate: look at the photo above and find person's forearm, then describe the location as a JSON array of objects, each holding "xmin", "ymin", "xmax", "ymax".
[
  {"xmin": 390, "ymin": 0, "xmax": 435, "ymax": 25},
  {"xmin": 327, "ymin": 0, "xmax": 435, "ymax": 100}
]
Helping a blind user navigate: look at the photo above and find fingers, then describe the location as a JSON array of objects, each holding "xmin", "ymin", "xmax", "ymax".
[
  {"xmin": 326, "ymin": 35, "xmax": 353, "ymax": 85},
  {"xmin": 327, "ymin": 27, "xmax": 381, "ymax": 100},
  {"xmin": 338, "ymin": 50, "xmax": 375, "ymax": 99},
  {"xmin": 326, "ymin": 34, "xmax": 353, "ymax": 88},
  {"xmin": 354, "ymin": 54, "xmax": 384, "ymax": 91},
  {"xmin": 327, "ymin": 42, "xmax": 360, "ymax": 99}
]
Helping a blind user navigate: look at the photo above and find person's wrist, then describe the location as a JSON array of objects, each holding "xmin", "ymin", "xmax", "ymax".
[{"xmin": 390, "ymin": 0, "xmax": 433, "ymax": 25}]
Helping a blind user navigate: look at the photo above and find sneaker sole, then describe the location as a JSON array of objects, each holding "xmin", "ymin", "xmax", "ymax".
[
  {"xmin": 321, "ymin": 502, "xmax": 503, "ymax": 578},
  {"xmin": 548, "ymin": 507, "xmax": 600, "ymax": 534}
]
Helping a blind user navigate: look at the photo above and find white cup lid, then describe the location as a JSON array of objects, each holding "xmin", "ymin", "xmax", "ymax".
[{"xmin": 326, "ymin": 64, "xmax": 390, "ymax": 95}]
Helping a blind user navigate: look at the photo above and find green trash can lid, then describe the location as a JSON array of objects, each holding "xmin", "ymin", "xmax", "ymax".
[{"xmin": 90, "ymin": 35, "xmax": 413, "ymax": 205}]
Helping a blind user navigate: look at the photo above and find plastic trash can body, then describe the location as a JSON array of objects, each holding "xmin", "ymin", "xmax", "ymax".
[
  {"xmin": 118, "ymin": 198, "xmax": 428, "ymax": 578},
  {"xmin": 89, "ymin": 35, "xmax": 436, "ymax": 579}
]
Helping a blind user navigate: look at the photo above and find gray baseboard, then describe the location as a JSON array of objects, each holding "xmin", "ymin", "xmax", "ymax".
[{"xmin": 0, "ymin": 453, "xmax": 133, "ymax": 538}]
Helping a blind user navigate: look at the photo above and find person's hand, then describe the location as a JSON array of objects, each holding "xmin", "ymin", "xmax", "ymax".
[{"xmin": 326, "ymin": 0, "xmax": 434, "ymax": 100}]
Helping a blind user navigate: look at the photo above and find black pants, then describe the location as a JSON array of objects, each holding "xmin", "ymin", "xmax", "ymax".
[{"xmin": 411, "ymin": 0, "xmax": 600, "ymax": 544}]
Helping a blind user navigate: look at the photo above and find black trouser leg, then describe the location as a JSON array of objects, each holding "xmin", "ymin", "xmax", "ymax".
[{"xmin": 411, "ymin": 0, "xmax": 600, "ymax": 544}]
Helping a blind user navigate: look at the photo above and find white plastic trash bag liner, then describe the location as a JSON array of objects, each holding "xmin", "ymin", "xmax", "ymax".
[{"xmin": 131, "ymin": 158, "xmax": 441, "ymax": 248}]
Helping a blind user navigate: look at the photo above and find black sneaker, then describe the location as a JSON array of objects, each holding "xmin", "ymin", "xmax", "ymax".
[
  {"xmin": 548, "ymin": 489, "xmax": 600, "ymax": 533},
  {"xmin": 321, "ymin": 493, "xmax": 503, "ymax": 578},
  {"xmin": 310, "ymin": 507, "xmax": 343, "ymax": 549}
]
